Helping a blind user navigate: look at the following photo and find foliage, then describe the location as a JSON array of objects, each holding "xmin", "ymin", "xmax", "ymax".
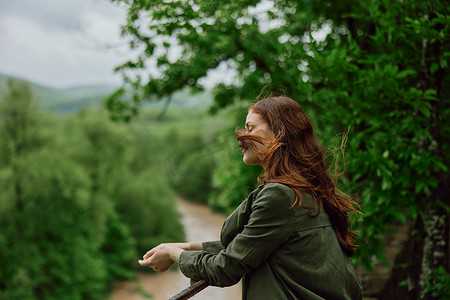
[
  {"xmin": 110, "ymin": 1, "xmax": 450, "ymax": 294},
  {"xmin": 0, "ymin": 79, "xmax": 111, "ymax": 300},
  {"xmin": 60, "ymin": 109, "xmax": 187, "ymax": 267},
  {"xmin": 148, "ymin": 108, "xmax": 219, "ymax": 204},
  {"xmin": 171, "ymin": 152, "xmax": 214, "ymax": 204},
  {"xmin": 0, "ymin": 80, "xmax": 186, "ymax": 299},
  {"xmin": 423, "ymin": 266, "xmax": 450, "ymax": 299}
]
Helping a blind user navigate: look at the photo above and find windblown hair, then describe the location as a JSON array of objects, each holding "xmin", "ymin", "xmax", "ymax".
[{"xmin": 236, "ymin": 96, "xmax": 360, "ymax": 256}]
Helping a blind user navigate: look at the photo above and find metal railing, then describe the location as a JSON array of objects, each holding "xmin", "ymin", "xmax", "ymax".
[{"xmin": 169, "ymin": 279, "xmax": 209, "ymax": 300}]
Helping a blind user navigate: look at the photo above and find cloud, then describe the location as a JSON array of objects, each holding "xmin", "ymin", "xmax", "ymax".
[
  {"xmin": 1, "ymin": 0, "xmax": 85, "ymax": 32},
  {"xmin": 0, "ymin": 0, "xmax": 231, "ymax": 89},
  {"xmin": 0, "ymin": 0, "xmax": 124, "ymax": 32},
  {"xmin": 0, "ymin": 0, "xmax": 130, "ymax": 88}
]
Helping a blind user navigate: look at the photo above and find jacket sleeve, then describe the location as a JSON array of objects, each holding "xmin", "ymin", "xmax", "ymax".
[
  {"xmin": 179, "ymin": 184, "xmax": 296, "ymax": 287},
  {"xmin": 202, "ymin": 241, "xmax": 224, "ymax": 254}
]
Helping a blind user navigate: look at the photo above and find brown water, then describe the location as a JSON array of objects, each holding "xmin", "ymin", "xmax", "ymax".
[{"xmin": 110, "ymin": 197, "xmax": 242, "ymax": 300}]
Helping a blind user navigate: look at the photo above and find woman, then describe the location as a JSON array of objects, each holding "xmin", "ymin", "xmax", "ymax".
[{"xmin": 139, "ymin": 96, "xmax": 362, "ymax": 299}]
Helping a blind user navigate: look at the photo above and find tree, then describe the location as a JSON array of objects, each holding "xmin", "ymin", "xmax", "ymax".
[
  {"xmin": 62, "ymin": 109, "xmax": 186, "ymax": 269},
  {"xmin": 109, "ymin": 0, "xmax": 450, "ymax": 298},
  {"xmin": 0, "ymin": 79, "xmax": 43, "ymax": 224},
  {"xmin": 0, "ymin": 80, "xmax": 110, "ymax": 299},
  {"xmin": 0, "ymin": 81, "xmax": 136, "ymax": 299}
]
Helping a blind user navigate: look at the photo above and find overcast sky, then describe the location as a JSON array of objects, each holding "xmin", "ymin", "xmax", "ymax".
[
  {"xmin": 0, "ymin": 0, "xmax": 138, "ymax": 88},
  {"xmin": 1, "ymin": 0, "xmax": 291, "ymax": 90}
]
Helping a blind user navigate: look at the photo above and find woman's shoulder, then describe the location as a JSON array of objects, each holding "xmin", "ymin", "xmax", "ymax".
[
  {"xmin": 259, "ymin": 182, "xmax": 295, "ymax": 195},
  {"xmin": 252, "ymin": 182, "xmax": 296, "ymax": 207},
  {"xmin": 253, "ymin": 183, "xmax": 318, "ymax": 210}
]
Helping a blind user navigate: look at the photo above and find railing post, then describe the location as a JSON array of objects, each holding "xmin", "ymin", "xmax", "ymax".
[{"xmin": 168, "ymin": 279, "xmax": 209, "ymax": 300}]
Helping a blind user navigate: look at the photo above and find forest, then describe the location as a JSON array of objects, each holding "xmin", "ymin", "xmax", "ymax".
[
  {"xmin": 0, "ymin": 78, "xmax": 229, "ymax": 299},
  {"xmin": 1, "ymin": 0, "xmax": 449, "ymax": 299}
]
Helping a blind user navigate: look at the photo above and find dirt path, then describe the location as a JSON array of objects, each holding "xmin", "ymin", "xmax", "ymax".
[{"xmin": 110, "ymin": 197, "xmax": 242, "ymax": 300}]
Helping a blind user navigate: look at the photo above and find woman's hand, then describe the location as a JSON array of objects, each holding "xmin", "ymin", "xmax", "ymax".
[
  {"xmin": 138, "ymin": 244, "xmax": 175, "ymax": 272},
  {"xmin": 138, "ymin": 243, "xmax": 190, "ymax": 272},
  {"xmin": 138, "ymin": 242, "xmax": 203, "ymax": 272}
]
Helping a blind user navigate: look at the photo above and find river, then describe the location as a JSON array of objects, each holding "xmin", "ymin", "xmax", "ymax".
[{"xmin": 110, "ymin": 197, "xmax": 242, "ymax": 300}]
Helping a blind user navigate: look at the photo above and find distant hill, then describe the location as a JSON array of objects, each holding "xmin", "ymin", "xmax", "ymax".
[
  {"xmin": 0, "ymin": 73, "xmax": 213, "ymax": 113},
  {"xmin": 0, "ymin": 73, "xmax": 117, "ymax": 113}
]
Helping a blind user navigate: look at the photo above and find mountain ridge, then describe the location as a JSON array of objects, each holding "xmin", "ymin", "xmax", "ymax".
[{"xmin": 0, "ymin": 73, "xmax": 212, "ymax": 113}]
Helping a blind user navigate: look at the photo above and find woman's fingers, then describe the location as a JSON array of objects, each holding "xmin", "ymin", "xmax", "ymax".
[
  {"xmin": 138, "ymin": 259, "xmax": 166, "ymax": 272},
  {"xmin": 143, "ymin": 246, "xmax": 160, "ymax": 259},
  {"xmin": 139, "ymin": 247, "xmax": 159, "ymax": 265},
  {"xmin": 138, "ymin": 245, "xmax": 174, "ymax": 272},
  {"xmin": 143, "ymin": 251, "xmax": 153, "ymax": 260},
  {"xmin": 142, "ymin": 242, "xmax": 188, "ymax": 260},
  {"xmin": 138, "ymin": 257, "xmax": 152, "ymax": 267}
]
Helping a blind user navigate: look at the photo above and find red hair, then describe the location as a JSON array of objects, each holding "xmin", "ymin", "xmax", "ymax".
[{"xmin": 236, "ymin": 96, "xmax": 360, "ymax": 256}]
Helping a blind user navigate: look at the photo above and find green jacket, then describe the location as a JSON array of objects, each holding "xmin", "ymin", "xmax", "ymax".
[{"xmin": 179, "ymin": 183, "xmax": 362, "ymax": 299}]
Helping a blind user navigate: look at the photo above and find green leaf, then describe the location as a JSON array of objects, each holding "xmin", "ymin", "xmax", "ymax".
[
  {"xmin": 430, "ymin": 62, "xmax": 439, "ymax": 74},
  {"xmin": 419, "ymin": 104, "xmax": 431, "ymax": 118},
  {"xmin": 397, "ymin": 213, "xmax": 407, "ymax": 224},
  {"xmin": 396, "ymin": 69, "xmax": 416, "ymax": 79},
  {"xmin": 424, "ymin": 89, "xmax": 438, "ymax": 100}
]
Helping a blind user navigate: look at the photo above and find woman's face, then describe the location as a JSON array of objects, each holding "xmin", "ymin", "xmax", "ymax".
[{"xmin": 240, "ymin": 109, "xmax": 274, "ymax": 168}]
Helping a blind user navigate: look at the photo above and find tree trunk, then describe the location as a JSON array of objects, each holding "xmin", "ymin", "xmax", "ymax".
[
  {"xmin": 415, "ymin": 14, "xmax": 449, "ymax": 299},
  {"xmin": 419, "ymin": 188, "xmax": 449, "ymax": 299}
]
